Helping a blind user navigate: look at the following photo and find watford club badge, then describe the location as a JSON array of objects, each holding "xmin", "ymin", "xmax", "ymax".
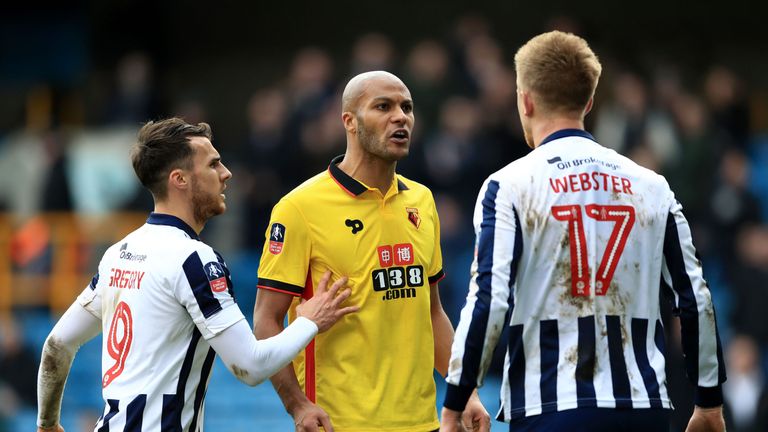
[{"xmin": 406, "ymin": 207, "xmax": 421, "ymax": 229}]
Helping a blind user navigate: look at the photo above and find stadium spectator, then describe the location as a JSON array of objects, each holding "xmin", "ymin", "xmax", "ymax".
[
  {"xmin": 729, "ymin": 224, "xmax": 768, "ymax": 347},
  {"xmin": 104, "ymin": 52, "xmax": 163, "ymax": 126},
  {"xmin": 722, "ymin": 334, "xmax": 768, "ymax": 432},
  {"xmin": 666, "ymin": 94, "xmax": 721, "ymax": 226},
  {"xmin": 0, "ymin": 315, "xmax": 39, "ymax": 429},
  {"xmin": 401, "ymin": 39, "xmax": 454, "ymax": 132},
  {"xmin": 349, "ymin": 33, "xmax": 397, "ymax": 75},
  {"xmin": 593, "ymin": 71, "xmax": 680, "ymax": 171},
  {"xmin": 240, "ymin": 87, "xmax": 292, "ymax": 249},
  {"xmin": 704, "ymin": 66, "xmax": 751, "ymax": 150},
  {"xmin": 709, "ymin": 149, "xmax": 763, "ymax": 277}
]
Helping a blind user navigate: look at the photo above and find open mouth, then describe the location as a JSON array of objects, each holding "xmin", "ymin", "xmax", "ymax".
[{"xmin": 390, "ymin": 129, "xmax": 409, "ymax": 142}]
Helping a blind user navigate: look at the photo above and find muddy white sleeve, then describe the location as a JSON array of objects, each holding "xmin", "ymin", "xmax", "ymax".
[
  {"xmin": 208, "ymin": 316, "xmax": 317, "ymax": 386},
  {"xmin": 37, "ymin": 302, "xmax": 101, "ymax": 428}
]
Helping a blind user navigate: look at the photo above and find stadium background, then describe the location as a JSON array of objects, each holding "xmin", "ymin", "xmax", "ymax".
[{"xmin": 1, "ymin": 1, "xmax": 767, "ymax": 431}]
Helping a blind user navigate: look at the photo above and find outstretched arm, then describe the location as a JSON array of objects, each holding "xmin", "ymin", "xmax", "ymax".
[
  {"xmin": 37, "ymin": 302, "xmax": 101, "ymax": 431},
  {"xmin": 211, "ymin": 273, "xmax": 356, "ymax": 387}
]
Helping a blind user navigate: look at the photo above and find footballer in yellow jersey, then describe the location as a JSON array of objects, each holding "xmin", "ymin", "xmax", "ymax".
[
  {"xmin": 252, "ymin": 71, "xmax": 483, "ymax": 431},
  {"xmin": 254, "ymin": 70, "xmax": 487, "ymax": 431},
  {"xmin": 257, "ymin": 155, "xmax": 444, "ymax": 431}
]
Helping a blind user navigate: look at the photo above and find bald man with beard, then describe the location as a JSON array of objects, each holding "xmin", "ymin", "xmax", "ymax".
[{"xmin": 254, "ymin": 72, "xmax": 489, "ymax": 432}]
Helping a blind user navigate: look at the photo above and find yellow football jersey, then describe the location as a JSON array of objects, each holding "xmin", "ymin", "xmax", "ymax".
[{"xmin": 257, "ymin": 156, "xmax": 444, "ymax": 431}]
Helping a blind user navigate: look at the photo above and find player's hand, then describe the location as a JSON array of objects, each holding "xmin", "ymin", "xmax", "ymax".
[
  {"xmin": 462, "ymin": 391, "xmax": 491, "ymax": 432},
  {"xmin": 440, "ymin": 407, "xmax": 467, "ymax": 432},
  {"xmin": 37, "ymin": 425, "xmax": 65, "ymax": 432},
  {"xmin": 292, "ymin": 401, "xmax": 334, "ymax": 432},
  {"xmin": 685, "ymin": 405, "xmax": 725, "ymax": 432},
  {"xmin": 296, "ymin": 271, "xmax": 359, "ymax": 333}
]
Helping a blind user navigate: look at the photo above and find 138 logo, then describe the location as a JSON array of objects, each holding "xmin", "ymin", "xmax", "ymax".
[{"xmin": 371, "ymin": 243, "xmax": 423, "ymax": 301}]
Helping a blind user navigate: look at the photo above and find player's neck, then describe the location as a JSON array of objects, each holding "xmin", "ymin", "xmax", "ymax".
[
  {"xmin": 337, "ymin": 148, "xmax": 397, "ymax": 195},
  {"xmin": 531, "ymin": 117, "xmax": 585, "ymax": 148},
  {"xmin": 153, "ymin": 201, "xmax": 204, "ymax": 235}
]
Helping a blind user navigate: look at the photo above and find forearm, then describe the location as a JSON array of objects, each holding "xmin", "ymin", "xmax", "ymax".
[
  {"xmin": 37, "ymin": 302, "xmax": 101, "ymax": 428},
  {"xmin": 432, "ymin": 303, "xmax": 454, "ymax": 377},
  {"xmin": 270, "ymin": 363, "xmax": 311, "ymax": 415},
  {"xmin": 251, "ymin": 288, "xmax": 317, "ymax": 415},
  {"xmin": 209, "ymin": 317, "xmax": 317, "ymax": 387},
  {"xmin": 254, "ymin": 315, "xmax": 312, "ymax": 414},
  {"xmin": 37, "ymin": 337, "xmax": 76, "ymax": 428}
]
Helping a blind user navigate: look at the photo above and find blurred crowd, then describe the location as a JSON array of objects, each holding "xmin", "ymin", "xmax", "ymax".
[{"xmin": 1, "ymin": 14, "xmax": 767, "ymax": 432}]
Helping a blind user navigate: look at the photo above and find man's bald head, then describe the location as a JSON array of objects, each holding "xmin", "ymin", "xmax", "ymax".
[{"xmin": 342, "ymin": 71, "xmax": 406, "ymax": 113}]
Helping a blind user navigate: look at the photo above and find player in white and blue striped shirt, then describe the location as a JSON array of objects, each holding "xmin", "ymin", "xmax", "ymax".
[
  {"xmin": 441, "ymin": 31, "xmax": 725, "ymax": 432},
  {"xmin": 36, "ymin": 118, "xmax": 357, "ymax": 432}
]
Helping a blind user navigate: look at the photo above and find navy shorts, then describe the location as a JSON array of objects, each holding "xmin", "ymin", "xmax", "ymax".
[{"xmin": 508, "ymin": 408, "xmax": 671, "ymax": 432}]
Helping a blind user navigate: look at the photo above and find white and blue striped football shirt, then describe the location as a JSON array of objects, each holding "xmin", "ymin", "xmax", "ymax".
[
  {"xmin": 444, "ymin": 129, "xmax": 725, "ymax": 421},
  {"xmin": 77, "ymin": 213, "xmax": 244, "ymax": 431}
]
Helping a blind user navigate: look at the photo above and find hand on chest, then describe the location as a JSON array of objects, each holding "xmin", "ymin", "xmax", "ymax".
[{"xmin": 311, "ymin": 205, "xmax": 434, "ymax": 301}]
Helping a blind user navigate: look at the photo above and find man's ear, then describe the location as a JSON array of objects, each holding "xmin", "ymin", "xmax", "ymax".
[
  {"xmin": 168, "ymin": 168, "xmax": 188, "ymax": 191},
  {"xmin": 342, "ymin": 111, "xmax": 357, "ymax": 134},
  {"xmin": 584, "ymin": 97, "xmax": 594, "ymax": 116},
  {"xmin": 522, "ymin": 91, "xmax": 535, "ymax": 117}
]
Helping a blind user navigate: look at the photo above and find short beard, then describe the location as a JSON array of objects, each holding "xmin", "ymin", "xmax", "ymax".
[
  {"xmin": 356, "ymin": 117, "xmax": 406, "ymax": 162},
  {"xmin": 190, "ymin": 177, "xmax": 223, "ymax": 226},
  {"xmin": 356, "ymin": 120, "xmax": 379, "ymax": 154}
]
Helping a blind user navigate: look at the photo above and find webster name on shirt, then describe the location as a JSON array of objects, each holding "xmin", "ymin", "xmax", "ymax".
[{"xmin": 549, "ymin": 171, "xmax": 633, "ymax": 195}]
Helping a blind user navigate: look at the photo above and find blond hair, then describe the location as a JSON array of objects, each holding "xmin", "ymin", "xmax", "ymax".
[{"xmin": 514, "ymin": 31, "xmax": 602, "ymax": 115}]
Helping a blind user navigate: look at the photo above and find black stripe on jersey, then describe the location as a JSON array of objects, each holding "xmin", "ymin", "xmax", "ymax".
[
  {"xmin": 97, "ymin": 399, "xmax": 119, "ymax": 432},
  {"xmin": 576, "ymin": 316, "xmax": 597, "ymax": 407},
  {"xmin": 89, "ymin": 272, "xmax": 99, "ymax": 290},
  {"xmin": 631, "ymin": 318, "xmax": 662, "ymax": 408},
  {"xmin": 654, "ymin": 319, "xmax": 667, "ymax": 362},
  {"xmin": 503, "ymin": 324, "xmax": 526, "ymax": 421},
  {"xmin": 428, "ymin": 269, "xmax": 445, "ymax": 285},
  {"xmin": 508, "ymin": 207, "xmax": 523, "ymax": 302},
  {"xmin": 183, "ymin": 251, "xmax": 223, "ymax": 319},
  {"xmin": 258, "ymin": 277, "xmax": 304, "ymax": 295},
  {"xmin": 459, "ymin": 180, "xmax": 499, "ymax": 388},
  {"xmin": 125, "ymin": 394, "xmax": 146, "ymax": 432},
  {"xmin": 397, "ymin": 178, "xmax": 409, "ymax": 191},
  {"xmin": 162, "ymin": 329, "xmax": 201, "ymax": 432},
  {"xmin": 663, "ymin": 211, "xmax": 726, "ymax": 405},
  {"xmin": 539, "ymin": 320, "xmax": 559, "ymax": 412},
  {"xmin": 162, "ymin": 396, "xmax": 181, "ymax": 431},
  {"xmin": 499, "ymin": 207, "xmax": 524, "ymax": 421},
  {"xmin": 662, "ymin": 211, "xmax": 700, "ymax": 383},
  {"xmin": 189, "ymin": 348, "xmax": 216, "ymax": 431},
  {"xmin": 606, "ymin": 315, "xmax": 632, "ymax": 408},
  {"xmin": 160, "ymin": 395, "xmax": 182, "ymax": 432}
]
